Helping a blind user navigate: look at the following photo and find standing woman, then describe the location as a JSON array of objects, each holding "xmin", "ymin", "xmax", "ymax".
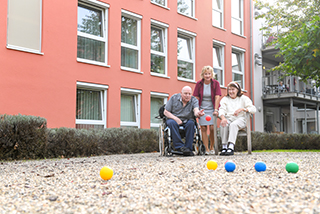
[
  {"xmin": 193, "ymin": 65, "xmax": 221, "ymax": 155},
  {"xmin": 218, "ymin": 82, "xmax": 256, "ymax": 156}
]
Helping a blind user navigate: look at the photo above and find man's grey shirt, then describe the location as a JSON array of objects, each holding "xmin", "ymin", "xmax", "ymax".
[{"xmin": 165, "ymin": 93, "xmax": 199, "ymax": 123}]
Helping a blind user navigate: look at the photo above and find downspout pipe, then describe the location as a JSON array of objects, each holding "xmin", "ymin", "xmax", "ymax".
[{"xmin": 249, "ymin": 0, "xmax": 254, "ymax": 130}]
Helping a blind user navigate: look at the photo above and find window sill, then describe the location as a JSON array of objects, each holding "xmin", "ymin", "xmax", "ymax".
[
  {"xmin": 151, "ymin": 73, "xmax": 170, "ymax": 79},
  {"xmin": 151, "ymin": 2, "xmax": 170, "ymax": 10},
  {"xmin": 77, "ymin": 58, "xmax": 110, "ymax": 67},
  {"xmin": 177, "ymin": 12, "xmax": 198, "ymax": 21},
  {"xmin": 231, "ymin": 32, "xmax": 246, "ymax": 39},
  {"xmin": 7, "ymin": 45, "xmax": 44, "ymax": 55},
  {"xmin": 212, "ymin": 26, "xmax": 226, "ymax": 31},
  {"xmin": 121, "ymin": 67, "xmax": 143, "ymax": 74},
  {"xmin": 177, "ymin": 77, "xmax": 196, "ymax": 83}
]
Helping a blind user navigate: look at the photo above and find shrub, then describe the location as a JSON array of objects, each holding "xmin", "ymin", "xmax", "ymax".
[{"xmin": 0, "ymin": 114, "xmax": 47, "ymax": 160}]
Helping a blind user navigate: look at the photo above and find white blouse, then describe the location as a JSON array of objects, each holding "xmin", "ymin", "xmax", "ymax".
[{"xmin": 218, "ymin": 95, "xmax": 256, "ymax": 122}]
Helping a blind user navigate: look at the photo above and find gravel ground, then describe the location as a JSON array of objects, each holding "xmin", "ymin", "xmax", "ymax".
[{"xmin": 1, "ymin": 152, "xmax": 320, "ymax": 214}]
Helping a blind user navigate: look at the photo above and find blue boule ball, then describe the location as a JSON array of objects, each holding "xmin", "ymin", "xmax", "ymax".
[
  {"xmin": 254, "ymin": 161, "xmax": 267, "ymax": 172},
  {"xmin": 225, "ymin": 161, "xmax": 236, "ymax": 172}
]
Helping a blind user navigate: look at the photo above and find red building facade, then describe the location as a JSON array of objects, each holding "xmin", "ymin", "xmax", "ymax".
[{"xmin": 0, "ymin": 0, "xmax": 253, "ymax": 129}]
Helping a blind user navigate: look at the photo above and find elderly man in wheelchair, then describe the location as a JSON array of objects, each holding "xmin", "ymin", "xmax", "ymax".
[{"xmin": 162, "ymin": 86, "xmax": 205, "ymax": 156}]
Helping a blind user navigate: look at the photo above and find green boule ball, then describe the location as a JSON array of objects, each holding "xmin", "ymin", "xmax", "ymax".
[{"xmin": 285, "ymin": 162, "xmax": 299, "ymax": 173}]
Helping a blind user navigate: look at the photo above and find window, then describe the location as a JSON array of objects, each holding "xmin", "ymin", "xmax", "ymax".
[
  {"xmin": 213, "ymin": 40, "xmax": 225, "ymax": 86},
  {"xmin": 151, "ymin": 20, "xmax": 168, "ymax": 76},
  {"xmin": 231, "ymin": 0, "xmax": 243, "ymax": 35},
  {"xmin": 151, "ymin": 0, "xmax": 166, "ymax": 7},
  {"xmin": 121, "ymin": 88, "xmax": 142, "ymax": 128},
  {"xmin": 121, "ymin": 10, "xmax": 142, "ymax": 72},
  {"xmin": 177, "ymin": 29, "xmax": 196, "ymax": 81},
  {"xmin": 232, "ymin": 47, "xmax": 245, "ymax": 89},
  {"xmin": 7, "ymin": 0, "xmax": 42, "ymax": 54},
  {"xmin": 177, "ymin": 0, "xmax": 195, "ymax": 18},
  {"xmin": 77, "ymin": 1, "xmax": 109, "ymax": 66},
  {"xmin": 150, "ymin": 92, "xmax": 168, "ymax": 129},
  {"xmin": 212, "ymin": 0, "xmax": 223, "ymax": 28},
  {"xmin": 76, "ymin": 82, "xmax": 108, "ymax": 129}
]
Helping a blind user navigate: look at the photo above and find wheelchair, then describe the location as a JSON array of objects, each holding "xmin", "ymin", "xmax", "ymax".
[{"xmin": 156, "ymin": 105, "xmax": 206, "ymax": 156}]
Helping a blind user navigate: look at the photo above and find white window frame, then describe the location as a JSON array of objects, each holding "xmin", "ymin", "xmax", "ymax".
[
  {"xmin": 231, "ymin": 0, "xmax": 243, "ymax": 35},
  {"xmin": 212, "ymin": 0, "xmax": 224, "ymax": 29},
  {"xmin": 177, "ymin": 0, "xmax": 195, "ymax": 18},
  {"xmin": 150, "ymin": 92, "xmax": 169, "ymax": 128},
  {"xmin": 6, "ymin": 0, "xmax": 43, "ymax": 54},
  {"xmin": 121, "ymin": 10, "xmax": 142, "ymax": 73},
  {"xmin": 150, "ymin": 20, "xmax": 169, "ymax": 78},
  {"xmin": 120, "ymin": 88, "xmax": 142, "ymax": 128},
  {"xmin": 177, "ymin": 28, "xmax": 196, "ymax": 82},
  {"xmin": 212, "ymin": 39, "xmax": 225, "ymax": 86},
  {"xmin": 232, "ymin": 46, "xmax": 245, "ymax": 89},
  {"xmin": 76, "ymin": 82, "xmax": 108, "ymax": 128},
  {"xmin": 77, "ymin": 0, "xmax": 109, "ymax": 67},
  {"xmin": 151, "ymin": 0, "xmax": 168, "ymax": 8}
]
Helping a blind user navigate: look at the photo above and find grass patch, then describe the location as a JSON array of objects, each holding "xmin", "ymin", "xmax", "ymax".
[{"xmin": 253, "ymin": 149, "xmax": 320, "ymax": 153}]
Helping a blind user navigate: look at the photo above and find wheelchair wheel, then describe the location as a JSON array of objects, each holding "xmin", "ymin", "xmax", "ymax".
[
  {"xmin": 199, "ymin": 142, "xmax": 206, "ymax": 156},
  {"xmin": 193, "ymin": 143, "xmax": 199, "ymax": 155},
  {"xmin": 158, "ymin": 125, "xmax": 164, "ymax": 156},
  {"xmin": 164, "ymin": 146, "xmax": 172, "ymax": 157}
]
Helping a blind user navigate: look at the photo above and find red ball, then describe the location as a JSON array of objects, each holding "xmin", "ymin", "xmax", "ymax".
[{"xmin": 205, "ymin": 115, "xmax": 211, "ymax": 121}]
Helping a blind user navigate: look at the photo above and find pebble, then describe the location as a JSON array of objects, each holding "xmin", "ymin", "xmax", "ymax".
[{"xmin": 0, "ymin": 152, "xmax": 320, "ymax": 213}]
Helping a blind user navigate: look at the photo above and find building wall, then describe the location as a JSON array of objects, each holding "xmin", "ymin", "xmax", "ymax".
[{"xmin": 0, "ymin": 0, "xmax": 253, "ymax": 129}]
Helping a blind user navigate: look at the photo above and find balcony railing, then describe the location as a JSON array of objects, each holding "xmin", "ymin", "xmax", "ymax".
[{"xmin": 262, "ymin": 74, "xmax": 320, "ymax": 97}]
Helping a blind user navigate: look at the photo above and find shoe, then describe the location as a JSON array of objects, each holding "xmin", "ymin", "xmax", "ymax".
[
  {"xmin": 205, "ymin": 151, "xmax": 210, "ymax": 155},
  {"xmin": 219, "ymin": 148, "xmax": 227, "ymax": 156},
  {"xmin": 225, "ymin": 148, "xmax": 234, "ymax": 156},
  {"xmin": 209, "ymin": 150, "xmax": 215, "ymax": 155}
]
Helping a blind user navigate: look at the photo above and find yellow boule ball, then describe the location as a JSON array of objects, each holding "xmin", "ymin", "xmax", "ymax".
[
  {"xmin": 100, "ymin": 166, "xmax": 113, "ymax": 180},
  {"xmin": 207, "ymin": 160, "xmax": 218, "ymax": 170}
]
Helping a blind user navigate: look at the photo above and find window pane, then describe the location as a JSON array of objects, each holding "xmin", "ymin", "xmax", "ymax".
[
  {"xmin": 77, "ymin": 36, "xmax": 105, "ymax": 62},
  {"xmin": 177, "ymin": 0, "xmax": 192, "ymax": 16},
  {"xmin": 151, "ymin": 54, "xmax": 165, "ymax": 74},
  {"xmin": 121, "ymin": 16, "xmax": 137, "ymax": 46},
  {"xmin": 213, "ymin": 47, "xmax": 221, "ymax": 67},
  {"xmin": 150, "ymin": 97, "xmax": 164, "ymax": 123},
  {"xmin": 78, "ymin": 4, "xmax": 102, "ymax": 37},
  {"xmin": 233, "ymin": 73, "xmax": 243, "ymax": 88},
  {"xmin": 178, "ymin": 60, "xmax": 193, "ymax": 79},
  {"xmin": 213, "ymin": 0, "xmax": 221, "ymax": 9},
  {"xmin": 212, "ymin": 11, "xmax": 222, "ymax": 27},
  {"xmin": 152, "ymin": 0, "xmax": 165, "ymax": 6},
  {"xmin": 151, "ymin": 27, "xmax": 163, "ymax": 52},
  {"xmin": 232, "ymin": 18, "xmax": 242, "ymax": 35},
  {"xmin": 231, "ymin": 0, "xmax": 240, "ymax": 18},
  {"xmin": 214, "ymin": 68, "xmax": 223, "ymax": 84},
  {"xmin": 232, "ymin": 52, "xmax": 242, "ymax": 72},
  {"xmin": 76, "ymin": 89, "xmax": 102, "ymax": 120},
  {"xmin": 177, "ymin": 37, "xmax": 191, "ymax": 60},
  {"xmin": 7, "ymin": 0, "xmax": 41, "ymax": 51},
  {"xmin": 121, "ymin": 95, "xmax": 136, "ymax": 122},
  {"xmin": 121, "ymin": 47, "xmax": 138, "ymax": 69}
]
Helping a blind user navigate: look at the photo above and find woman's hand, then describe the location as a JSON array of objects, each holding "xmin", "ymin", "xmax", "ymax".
[
  {"xmin": 234, "ymin": 108, "xmax": 245, "ymax": 116},
  {"xmin": 220, "ymin": 118, "xmax": 228, "ymax": 127},
  {"xmin": 213, "ymin": 109, "xmax": 219, "ymax": 116}
]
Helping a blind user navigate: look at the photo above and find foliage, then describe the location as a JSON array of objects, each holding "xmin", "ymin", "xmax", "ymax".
[
  {"xmin": 255, "ymin": 0, "xmax": 320, "ymax": 85},
  {"xmin": 0, "ymin": 114, "xmax": 47, "ymax": 160}
]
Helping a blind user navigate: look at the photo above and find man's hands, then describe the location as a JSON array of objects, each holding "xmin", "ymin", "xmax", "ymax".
[{"xmin": 196, "ymin": 109, "xmax": 205, "ymax": 118}]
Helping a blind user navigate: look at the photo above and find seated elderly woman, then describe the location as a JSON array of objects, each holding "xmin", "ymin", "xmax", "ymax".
[{"xmin": 218, "ymin": 82, "xmax": 256, "ymax": 156}]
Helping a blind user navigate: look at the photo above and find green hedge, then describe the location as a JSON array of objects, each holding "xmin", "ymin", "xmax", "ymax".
[
  {"xmin": 0, "ymin": 114, "xmax": 47, "ymax": 160},
  {"xmin": 1, "ymin": 114, "xmax": 320, "ymax": 161},
  {"xmin": 235, "ymin": 132, "xmax": 320, "ymax": 151}
]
